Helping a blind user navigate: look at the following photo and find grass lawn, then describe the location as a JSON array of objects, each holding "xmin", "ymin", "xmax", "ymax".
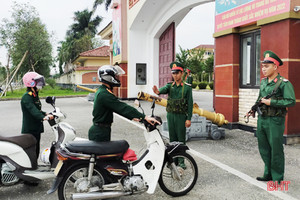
[{"xmin": 1, "ymin": 85, "xmax": 90, "ymax": 99}]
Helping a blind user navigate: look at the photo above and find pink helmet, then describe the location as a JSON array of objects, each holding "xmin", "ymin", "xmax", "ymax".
[{"xmin": 23, "ymin": 72, "xmax": 45, "ymax": 88}]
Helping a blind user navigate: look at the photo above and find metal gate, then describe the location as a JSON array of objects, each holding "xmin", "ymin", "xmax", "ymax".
[{"xmin": 159, "ymin": 22, "xmax": 175, "ymax": 88}]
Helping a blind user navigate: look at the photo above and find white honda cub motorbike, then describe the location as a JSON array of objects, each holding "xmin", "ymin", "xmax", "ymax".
[
  {"xmin": 0, "ymin": 96, "xmax": 81, "ymax": 186},
  {"xmin": 48, "ymin": 100, "xmax": 198, "ymax": 200}
]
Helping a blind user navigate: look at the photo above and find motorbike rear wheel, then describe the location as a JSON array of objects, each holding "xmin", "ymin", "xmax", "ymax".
[
  {"xmin": 158, "ymin": 152, "xmax": 198, "ymax": 197},
  {"xmin": 57, "ymin": 164, "xmax": 106, "ymax": 200}
]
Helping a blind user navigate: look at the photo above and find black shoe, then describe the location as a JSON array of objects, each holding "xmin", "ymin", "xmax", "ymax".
[
  {"xmin": 24, "ymin": 181, "xmax": 39, "ymax": 186},
  {"xmin": 256, "ymin": 176, "xmax": 272, "ymax": 181}
]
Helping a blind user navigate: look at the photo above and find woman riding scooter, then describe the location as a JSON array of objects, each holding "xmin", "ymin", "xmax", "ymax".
[{"xmin": 21, "ymin": 72, "xmax": 53, "ymax": 160}]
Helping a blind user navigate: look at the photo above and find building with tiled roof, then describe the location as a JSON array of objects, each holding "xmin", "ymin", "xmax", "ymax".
[
  {"xmin": 56, "ymin": 46, "xmax": 110, "ymax": 88},
  {"xmin": 193, "ymin": 44, "xmax": 215, "ymax": 59}
]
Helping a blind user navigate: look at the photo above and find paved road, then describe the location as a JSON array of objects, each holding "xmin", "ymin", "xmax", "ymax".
[{"xmin": 0, "ymin": 91, "xmax": 299, "ymax": 200}]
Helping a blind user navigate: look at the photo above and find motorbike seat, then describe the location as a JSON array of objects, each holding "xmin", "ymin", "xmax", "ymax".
[
  {"xmin": 65, "ymin": 140, "xmax": 129, "ymax": 156},
  {"xmin": 0, "ymin": 134, "xmax": 36, "ymax": 149}
]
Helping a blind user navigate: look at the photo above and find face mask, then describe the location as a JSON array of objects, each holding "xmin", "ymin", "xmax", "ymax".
[{"xmin": 36, "ymin": 85, "xmax": 43, "ymax": 90}]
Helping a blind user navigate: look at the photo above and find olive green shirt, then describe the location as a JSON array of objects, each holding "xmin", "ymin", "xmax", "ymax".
[
  {"xmin": 257, "ymin": 74, "xmax": 295, "ymax": 108},
  {"xmin": 92, "ymin": 85, "xmax": 145, "ymax": 124},
  {"xmin": 21, "ymin": 91, "xmax": 46, "ymax": 134},
  {"xmin": 158, "ymin": 82, "xmax": 193, "ymax": 120}
]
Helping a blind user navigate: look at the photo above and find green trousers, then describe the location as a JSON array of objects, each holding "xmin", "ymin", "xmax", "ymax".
[
  {"xmin": 88, "ymin": 125, "xmax": 111, "ymax": 142},
  {"xmin": 167, "ymin": 112, "xmax": 186, "ymax": 168},
  {"xmin": 167, "ymin": 113, "xmax": 186, "ymax": 144},
  {"xmin": 257, "ymin": 116, "xmax": 285, "ymax": 182}
]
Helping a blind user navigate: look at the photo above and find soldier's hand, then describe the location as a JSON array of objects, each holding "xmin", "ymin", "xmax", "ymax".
[
  {"xmin": 261, "ymin": 98, "xmax": 271, "ymax": 106},
  {"xmin": 145, "ymin": 116, "xmax": 161, "ymax": 125},
  {"xmin": 185, "ymin": 120, "xmax": 191, "ymax": 128},
  {"xmin": 152, "ymin": 85, "xmax": 159, "ymax": 95}
]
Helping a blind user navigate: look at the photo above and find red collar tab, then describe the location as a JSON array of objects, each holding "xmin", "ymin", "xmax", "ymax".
[
  {"xmin": 106, "ymin": 88, "xmax": 114, "ymax": 95},
  {"xmin": 274, "ymin": 77, "xmax": 278, "ymax": 83}
]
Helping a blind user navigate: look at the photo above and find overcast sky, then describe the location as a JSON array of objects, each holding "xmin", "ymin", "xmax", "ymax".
[{"xmin": 0, "ymin": 0, "xmax": 215, "ymax": 68}]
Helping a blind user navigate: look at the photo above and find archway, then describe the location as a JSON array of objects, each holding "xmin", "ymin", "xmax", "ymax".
[{"xmin": 127, "ymin": 0, "xmax": 214, "ymax": 97}]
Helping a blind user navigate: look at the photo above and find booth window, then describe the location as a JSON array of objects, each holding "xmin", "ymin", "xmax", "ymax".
[
  {"xmin": 136, "ymin": 63, "xmax": 146, "ymax": 85},
  {"xmin": 240, "ymin": 31, "xmax": 261, "ymax": 88}
]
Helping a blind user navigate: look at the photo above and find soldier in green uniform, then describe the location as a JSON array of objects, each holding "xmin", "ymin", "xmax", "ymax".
[
  {"xmin": 21, "ymin": 72, "xmax": 53, "ymax": 159},
  {"xmin": 246, "ymin": 50, "xmax": 296, "ymax": 183},
  {"xmin": 183, "ymin": 67, "xmax": 193, "ymax": 86},
  {"xmin": 88, "ymin": 65, "xmax": 159, "ymax": 142},
  {"xmin": 152, "ymin": 62, "xmax": 193, "ymax": 167}
]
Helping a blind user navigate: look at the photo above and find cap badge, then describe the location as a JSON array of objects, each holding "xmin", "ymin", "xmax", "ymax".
[{"xmin": 265, "ymin": 53, "xmax": 270, "ymax": 58}]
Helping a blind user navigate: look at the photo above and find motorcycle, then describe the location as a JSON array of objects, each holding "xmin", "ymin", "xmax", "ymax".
[
  {"xmin": 0, "ymin": 96, "xmax": 79, "ymax": 186},
  {"xmin": 48, "ymin": 99, "xmax": 198, "ymax": 200}
]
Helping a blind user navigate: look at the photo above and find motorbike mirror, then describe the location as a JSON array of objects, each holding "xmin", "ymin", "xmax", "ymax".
[{"xmin": 45, "ymin": 96, "xmax": 56, "ymax": 107}]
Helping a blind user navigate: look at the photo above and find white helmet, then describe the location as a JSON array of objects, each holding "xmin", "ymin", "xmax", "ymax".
[{"xmin": 97, "ymin": 65, "xmax": 125, "ymax": 87}]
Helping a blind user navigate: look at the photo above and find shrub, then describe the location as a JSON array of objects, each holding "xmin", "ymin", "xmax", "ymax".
[
  {"xmin": 191, "ymin": 81, "xmax": 198, "ymax": 89},
  {"xmin": 198, "ymin": 82, "xmax": 208, "ymax": 89},
  {"xmin": 209, "ymin": 82, "xmax": 214, "ymax": 90},
  {"xmin": 46, "ymin": 78, "xmax": 56, "ymax": 88}
]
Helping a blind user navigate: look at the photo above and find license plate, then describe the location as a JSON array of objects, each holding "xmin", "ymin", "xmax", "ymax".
[{"xmin": 54, "ymin": 160, "xmax": 63, "ymax": 176}]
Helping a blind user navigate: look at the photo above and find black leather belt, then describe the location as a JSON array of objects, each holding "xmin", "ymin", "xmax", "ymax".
[{"xmin": 94, "ymin": 123, "xmax": 112, "ymax": 128}]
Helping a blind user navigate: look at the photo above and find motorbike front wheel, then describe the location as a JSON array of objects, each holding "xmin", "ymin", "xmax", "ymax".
[
  {"xmin": 57, "ymin": 164, "xmax": 106, "ymax": 200},
  {"xmin": 158, "ymin": 152, "xmax": 198, "ymax": 197}
]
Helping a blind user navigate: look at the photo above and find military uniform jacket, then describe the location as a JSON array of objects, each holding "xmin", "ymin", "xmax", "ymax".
[
  {"xmin": 92, "ymin": 85, "xmax": 145, "ymax": 125},
  {"xmin": 257, "ymin": 74, "xmax": 295, "ymax": 108},
  {"xmin": 159, "ymin": 82, "xmax": 193, "ymax": 120},
  {"xmin": 21, "ymin": 91, "xmax": 46, "ymax": 134}
]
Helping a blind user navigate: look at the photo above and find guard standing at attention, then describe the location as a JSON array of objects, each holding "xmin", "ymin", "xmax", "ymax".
[
  {"xmin": 246, "ymin": 50, "xmax": 295, "ymax": 183},
  {"xmin": 88, "ymin": 65, "xmax": 159, "ymax": 142},
  {"xmin": 152, "ymin": 61, "xmax": 193, "ymax": 167}
]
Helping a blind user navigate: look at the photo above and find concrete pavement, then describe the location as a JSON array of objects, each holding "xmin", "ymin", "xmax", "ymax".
[{"xmin": 0, "ymin": 91, "xmax": 299, "ymax": 200}]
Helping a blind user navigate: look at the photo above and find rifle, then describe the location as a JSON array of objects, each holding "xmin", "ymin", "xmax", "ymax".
[{"xmin": 244, "ymin": 78, "xmax": 283, "ymax": 123}]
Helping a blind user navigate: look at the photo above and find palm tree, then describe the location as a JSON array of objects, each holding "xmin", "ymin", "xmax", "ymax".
[
  {"xmin": 67, "ymin": 9, "xmax": 102, "ymax": 39},
  {"xmin": 93, "ymin": 0, "xmax": 112, "ymax": 12}
]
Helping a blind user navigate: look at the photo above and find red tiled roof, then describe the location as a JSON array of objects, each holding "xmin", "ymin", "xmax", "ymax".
[
  {"xmin": 193, "ymin": 44, "xmax": 215, "ymax": 49},
  {"xmin": 79, "ymin": 46, "xmax": 110, "ymax": 57}
]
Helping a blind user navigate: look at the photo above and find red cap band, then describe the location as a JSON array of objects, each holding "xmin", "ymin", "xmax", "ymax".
[
  {"xmin": 172, "ymin": 66, "xmax": 183, "ymax": 71},
  {"xmin": 264, "ymin": 57, "xmax": 280, "ymax": 67}
]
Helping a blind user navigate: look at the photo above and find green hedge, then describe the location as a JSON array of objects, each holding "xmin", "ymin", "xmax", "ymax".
[
  {"xmin": 192, "ymin": 82, "xmax": 198, "ymax": 89},
  {"xmin": 198, "ymin": 82, "xmax": 208, "ymax": 89},
  {"xmin": 209, "ymin": 82, "xmax": 214, "ymax": 90}
]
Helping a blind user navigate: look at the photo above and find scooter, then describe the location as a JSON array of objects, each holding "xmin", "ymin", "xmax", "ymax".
[
  {"xmin": 48, "ymin": 100, "xmax": 198, "ymax": 200},
  {"xmin": 0, "ymin": 96, "xmax": 79, "ymax": 186}
]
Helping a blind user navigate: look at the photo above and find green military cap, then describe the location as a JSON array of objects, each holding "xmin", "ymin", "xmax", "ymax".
[
  {"xmin": 262, "ymin": 50, "xmax": 283, "ymax": 66},
  {"xmin": 170, "ymin": 61, "xmax": 184, "ymax": 72}
]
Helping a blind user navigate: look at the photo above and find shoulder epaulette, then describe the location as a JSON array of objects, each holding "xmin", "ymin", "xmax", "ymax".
[{"xmin": 283, "ymin": 79, "xmax": 289, "ymax": 82}]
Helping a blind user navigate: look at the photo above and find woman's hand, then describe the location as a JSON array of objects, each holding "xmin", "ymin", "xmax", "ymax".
[{"xmin": 43, "ymin": 114, "xmax": 54, "ymax": 121}]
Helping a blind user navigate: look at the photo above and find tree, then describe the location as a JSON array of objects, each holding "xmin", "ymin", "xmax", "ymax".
[
  {"xmin": 176, "ymin": 46, "xmax": 190, "ymax": 69},
  {"xmin": 93, "ymin": 0, "xmax": 112, "ymax": 12},
  {"xmin": 57, "ymin": 9, "xmax": 103, "ymax": 74},
  {"xmin": 0, "ymin": 3, "xmax": 53, "ymax": 78},
  {"xmin": 204, "ymin": 55, "xmax": 214, "ymax": 82},
  {"xmin": 67, "ymin": 9, "xmax": 102, "ymax": 40}
]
